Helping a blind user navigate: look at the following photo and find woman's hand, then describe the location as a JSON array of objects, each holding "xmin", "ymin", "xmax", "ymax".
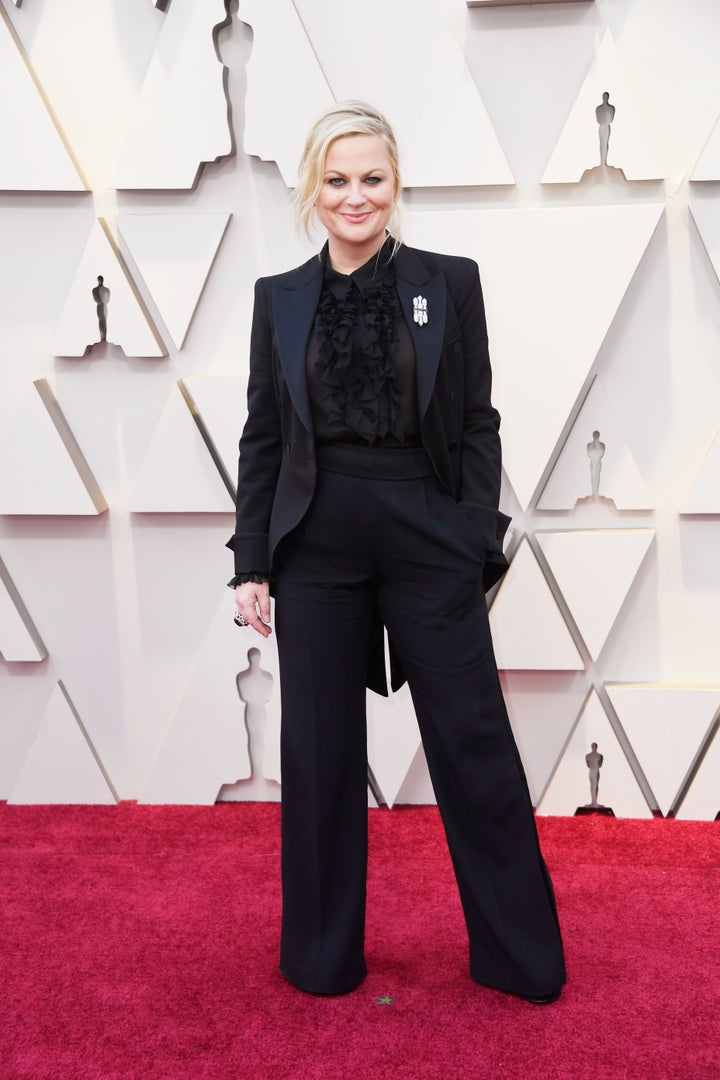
[{"xmin": 234, "ymin": 581, "xmax": 272, "ymax": 638}]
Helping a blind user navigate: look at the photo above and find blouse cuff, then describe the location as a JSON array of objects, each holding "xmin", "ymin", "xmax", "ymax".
[{"xmin": 227, "ymin": 572, "xmax": 270, "ymax": 588}]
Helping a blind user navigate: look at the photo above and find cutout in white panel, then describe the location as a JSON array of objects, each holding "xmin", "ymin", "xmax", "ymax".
[
  {"xmin": 0, "ymin": 380, "xmax": 107, "ymax": 515},
  {"xmin": 538, "ymin": 377, "xmax": 653, "ymax": 510},
  {"xmin": 224, "ymin": 643, "xmax": 282, "ymax": 790},
  {"xmin": 116, "ymin": 213, "xmax": 231, "ymax": 350},
  {"xmin": 503, "ymin": 676, "xmax": 588, "ymax": 806},
  {"xmin": 239, "ymin": 0, "xmax": 513, "ymax": 187},
  {"xmin": 691, "ymin": 113, "xmax": 720, "ymax": 181},
  {"xmin": 489, "ymin": 538, "xmax": 583, "ymax": 671},
  {"xmin": 0, "ymin": 7, "xmax": 85, "ymax": 190},
  {"xmin": 606, "ymin": 685, "xmax": 720, "ymax": 816},
  {"xmin": 128, "ymin": 382, "xmax": 233, "ymax": 512},
  {"xmin": 542, "ymin": 30, "xmax": 665, "ymax": 183},
  {"xmin": 675, "ymin": 726, "xmax": 720, "ymax": 821},
  {"xmin": 538, "ymin": 690, "xmax": 652, "ymax": 818},
  {"xmin": 181, "ymin": 376, "xmax": 248, "ymax": 490},
  {"xmin": 54, "ymin": 220, "xmax": 166, "ymax": 357},
  {"xmin": 537, "ymin": 530, "xmax": 654, "ymax": 661},
  {"xmin": 141, "ymin": 595, "xmax": 280, "ymax": 804},
  {"xmin": 0, "ymin": 554, "xmax": 47, "ymax": 661},
  {"xmin": 112, "ymin": 0, "xmax": 232, "ymax": 190},
  {"xmin": 404, "ymin": 204, "xmax": 663, "ymax": 508},
  {"xmin": 367, "ymin": 683, "xmax": 422, "ymax": 809},
  {"xmin": 8, "ymin": 682, "xmax": 117, "ymax": 804},
  {"xmin": 680, "ymin": 428, "xmax": 720, "ymax": 514}
]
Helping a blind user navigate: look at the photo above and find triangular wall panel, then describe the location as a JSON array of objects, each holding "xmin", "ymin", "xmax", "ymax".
[
  {"xmin": 54, "ymin": 220, "xmax": 166, "ymax": 357},
  {"xmin": 489, "ymin": 538, "xmax": 584, "ymax": 671},
  {"xmin": 367, "ymin": 682, "xmax": 422, "ymax": 809},
  {"xmin": 237, "ymin": 0, "xmax": 334, "ymax": 187},
  {"xmin": 295, "ymin": 0, "xmax": 514, "ymax": 187},
  {"xmin": 691, "ymin": 112, "xmax": 720, "ymax": 181},
  {"xmin": 0, "ymin": 380, "xmax": 107, "ymax": 515},
  {"xmin": 141, "ymin": 594, "xmax": 280, "ymax": 804},
  {"xmin": 116, "ymin": 213, "xmax": 231, "ymax": 350},
  {"xmin": 502, "ymin": 674, "xmax": 587, "ymax": 806},
  {"xmin": 537, "ymin": 689, "xmax": 653, "ymax": 818},
  {"xmin": 128, "ymin": 382, "xmax": 233, "ymax": 512},
  {"xmin": 111, "ymin": 0, "xmax": 232, "ymax": 189},
  {"xmin": 606, "ymin": 684, "xmax": 720, "ymax": 816},
  {"xmin": 8, "ymin": 682, "xmax": 117, "ymax": 804},
  {"xmin": 690, "ymin": 201, "xmax": 720, "ymax": 292},
  {"xmin": 404, "ymin": 204, "xmax": 663, "ymax": 508},
  {"xmin": 0, "ymin": 7, "xmax": 85, "ymax": 190},
  {"xmin": 537, "ymin": 377, "xmax": 654, "ymax": 510},
  {"xmin": 542, "ymin": 29, "xmax": 666, "ymax": 183},
  {"xmin": 537, "ymin": 530, "xmax": 655, "ymax": 661},
  {"xmin": 680, "ymin": 428, "xmax": 720, "ymax": 514},
  {"xmin": 0, "ymin": 554, "xmax": 47, "ymax": 661},
  {"xmin": 238, "ymin": 0, "xmax": 513, "ymax": 188},
  {"xmin": 180, "ymin": 376, "xmax": 248, "ymax": 491},
  {"xmin": 675, "ymin": 725, "xmax": 720, "ymax": 821},
  {"xmin": 394, "ymin": 744, "xmax": 436, "ymax": 806}
]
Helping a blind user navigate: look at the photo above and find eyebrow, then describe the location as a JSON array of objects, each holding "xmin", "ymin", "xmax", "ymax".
[{"xmin": 323, "ymin": 166, "xmax": 389, "ymax": 176}]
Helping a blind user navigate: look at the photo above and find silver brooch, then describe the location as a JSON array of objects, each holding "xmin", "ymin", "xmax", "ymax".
[{"xmin": 413, "ymin": 295, "xmax": 428, "ymax": 326}]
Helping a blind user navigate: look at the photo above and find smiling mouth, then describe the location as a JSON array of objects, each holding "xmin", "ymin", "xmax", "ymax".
[{"xmin": 341, "ymin": 212, "xmax": 371, "ymax": 223}]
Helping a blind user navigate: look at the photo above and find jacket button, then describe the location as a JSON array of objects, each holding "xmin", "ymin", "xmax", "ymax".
[
  {"xmin": 286, "ymin": 443, "xmax": 292, "ymax": 454},
  {"xmin": 449, "ymin": 441, "xmax": 458, "ymax": 451},
  {"xmin": 453, "ymin": 342, "xmax": 461, "ymax": 355}
]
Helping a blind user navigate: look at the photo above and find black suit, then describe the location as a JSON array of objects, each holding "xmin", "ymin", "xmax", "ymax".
[
  {"xmin": 229, "ymin": 243, "xmax": 566, "ymax": 998},
  {"xmin": 229, "ymin": 243, "xmax": 511, "ymax": 692}
]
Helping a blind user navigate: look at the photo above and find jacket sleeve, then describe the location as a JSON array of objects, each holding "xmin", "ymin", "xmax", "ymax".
[
  {"xmin": 455, "ymin": 260, "xmax": 511, "ymax": 589},
  {"xmin": 226, "ymin": 278, "xmax": 282, "ymax": 576}
]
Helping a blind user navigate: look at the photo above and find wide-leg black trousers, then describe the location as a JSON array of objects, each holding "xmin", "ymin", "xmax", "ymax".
[{"xmin": 273, "ymin": 445, "xmax": 566, "ymax": 998}]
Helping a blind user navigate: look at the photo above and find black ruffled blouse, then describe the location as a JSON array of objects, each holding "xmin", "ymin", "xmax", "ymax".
[
  {"xmin": 230, "ymin": 239, "xmax": 419, "ymax": 586},
  {"xmin": 307, "ymin": 242, "xmax": 419, "ymax": 447}
]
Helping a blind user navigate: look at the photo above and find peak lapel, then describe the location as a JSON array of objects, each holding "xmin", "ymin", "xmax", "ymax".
[
  {"xmin": 396, "ymin": 272, "xmax": 446, "ymax": 421},
  {"xmin": 271, "ymin": 272, "xmax": 323, "ymax": 434}
]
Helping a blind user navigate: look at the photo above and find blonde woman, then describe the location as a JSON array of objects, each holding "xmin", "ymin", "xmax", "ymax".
[{"xmin": 228, "ymin": 101, "xmax": 565, "ymax": 1003}]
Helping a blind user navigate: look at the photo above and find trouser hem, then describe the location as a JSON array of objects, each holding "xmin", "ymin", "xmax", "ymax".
[
  {"xmin": 280, "ymin": 964, "xmax": 368, "ymax": 997},
  {"xmin": 470, "ymin": 969, "xmax": 566, "ymax": 1001}
]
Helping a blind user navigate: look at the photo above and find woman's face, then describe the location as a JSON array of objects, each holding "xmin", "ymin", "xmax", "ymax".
[{"xmin": 315, "ymin": 134, "xmax": 395, "ymax": 264}]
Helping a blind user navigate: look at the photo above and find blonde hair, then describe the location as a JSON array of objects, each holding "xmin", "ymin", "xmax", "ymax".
[{"xmin": 294, "ymin": 101, "xmax": 402, "ymax": 246}]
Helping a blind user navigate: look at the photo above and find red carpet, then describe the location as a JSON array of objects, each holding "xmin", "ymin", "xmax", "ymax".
[{"xmin": 1, "ymin": 804, "xmax": 718, "ymax": 1080}]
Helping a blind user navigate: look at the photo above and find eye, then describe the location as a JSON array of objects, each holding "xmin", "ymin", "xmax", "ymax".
[
  {"xmin": 326, "ymin": 177, "xmax": 345, "ymax": 186},
  {"xmin": 364, "ymin": 176, "xmax": 383, "ymax": 185}
]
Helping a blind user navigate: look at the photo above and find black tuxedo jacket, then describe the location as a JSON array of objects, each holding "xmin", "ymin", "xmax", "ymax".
[{"xmin": 228, "ymin": 242, "xmax": 511, "ymax": 694}]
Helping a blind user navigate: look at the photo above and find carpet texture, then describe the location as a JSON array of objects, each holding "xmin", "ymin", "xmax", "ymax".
[{"xmin": 1, "ymin": 804, "xmax": 718, "ymax": 1080}]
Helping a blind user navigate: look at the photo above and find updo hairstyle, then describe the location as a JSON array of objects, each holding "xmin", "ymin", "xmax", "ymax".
[{"xmin": 294, "ymin": 100, "xmax": 403, "ymax": 244}]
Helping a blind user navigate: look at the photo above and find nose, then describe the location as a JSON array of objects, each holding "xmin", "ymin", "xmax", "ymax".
[{"xmin": 344, "ymin": 181, "xmax": 366, "ymax": 207}]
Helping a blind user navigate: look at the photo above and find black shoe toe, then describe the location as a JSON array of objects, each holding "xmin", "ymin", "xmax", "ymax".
[{"xmin": 522, "ymin": 989, "xmax": 562, "ymax": 1005}]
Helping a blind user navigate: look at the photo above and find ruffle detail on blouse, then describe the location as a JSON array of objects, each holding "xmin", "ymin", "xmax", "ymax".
[
  {"xmin": 227, "ymin": 572, "xmax": 270, "ymax": 588},
  {"xmin": 314, "ymin": 275, "xmax": 403, "ymax": 444}
]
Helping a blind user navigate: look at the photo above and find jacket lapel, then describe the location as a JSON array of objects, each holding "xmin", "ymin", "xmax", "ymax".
[
  {"xmin": 271, "ymin": 262, "xmax": 323, "ymax": 434},
  {"xmin": 395, "ymin": 248, "xmax": 446, "ymax": 421},
  {"xmin": 271, "ymin": 243, "xmax": 446, "ymax": 432}
]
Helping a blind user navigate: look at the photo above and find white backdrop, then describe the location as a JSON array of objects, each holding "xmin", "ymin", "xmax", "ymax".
[{"xmin": 0, "ymin": 0, "xmax": 718, "ymax": 817}]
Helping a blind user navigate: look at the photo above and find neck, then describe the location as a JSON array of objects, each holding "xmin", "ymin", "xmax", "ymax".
[{"xmin": 327, "ymin": 236, "xmax": 389, "ymax": 276}]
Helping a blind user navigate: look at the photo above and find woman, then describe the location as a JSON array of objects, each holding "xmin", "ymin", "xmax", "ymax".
[{"xmin": 228, "ymin": 101, "xmax": 566, "ymax": 1003}]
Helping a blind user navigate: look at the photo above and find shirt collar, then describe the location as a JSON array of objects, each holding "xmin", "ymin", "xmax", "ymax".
[{"xmin": 322, "ymin": 235, "xmax": 397, "ymax": 295}]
